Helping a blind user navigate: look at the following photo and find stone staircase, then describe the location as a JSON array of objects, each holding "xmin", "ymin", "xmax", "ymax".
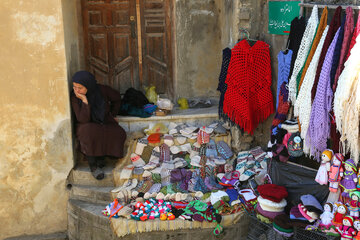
[{"xmin": 66, "ymin": 106, "xmax": 250, "ymax": 240}]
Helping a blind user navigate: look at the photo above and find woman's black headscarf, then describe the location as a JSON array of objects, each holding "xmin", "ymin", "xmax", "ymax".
[{"xmin": 72, "ymin": 71, "xmax": 105, "ymax": 124}]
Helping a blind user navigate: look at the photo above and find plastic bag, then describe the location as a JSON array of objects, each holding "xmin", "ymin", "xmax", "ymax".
[
  {"xmin": 157, "ymin": 97, "xmax": 173, "ymax": 111},
  {"xmin": 145, "ymin": 85, "xmax": 157, "ymax": 104},
  {"xmin": 177, "ymin": 98, "xmax": 189, "ymax": 110},
  {"xmin": 144, "ymin": 123, "xmax": 169, "ymax": 135}
]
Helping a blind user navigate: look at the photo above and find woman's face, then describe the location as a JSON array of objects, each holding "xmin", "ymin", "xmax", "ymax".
[{"xmin": 73, "ymin": 82, "xmax": 87, "ymax": 95}]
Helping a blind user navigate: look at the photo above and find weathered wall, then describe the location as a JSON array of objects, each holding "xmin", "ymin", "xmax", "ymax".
[
  {"xmin": 174, "ymin": 0, "xmax": 236, "ymax": 99},
  {"xmin": 0, "ymin": 0, "xmax": 73, "ymax": 239}
]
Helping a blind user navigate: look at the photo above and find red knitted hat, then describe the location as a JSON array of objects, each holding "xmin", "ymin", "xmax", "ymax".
[
  {"xmin": 257, "ymin": 184, "xmax": 288, "ymax": 203},
  {"xmin": 147, "ymin": 133, "xmax": 162, "ymax": 144}
]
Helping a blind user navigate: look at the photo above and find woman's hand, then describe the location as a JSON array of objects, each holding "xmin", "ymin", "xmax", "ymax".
[{"xmin": 74, "ymin": 91, "xmax": 88, "ymax": 104}]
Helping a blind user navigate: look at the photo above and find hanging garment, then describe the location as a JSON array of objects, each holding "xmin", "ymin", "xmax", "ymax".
[
  {"xmin": 334, "ymin": 34, "xmax": 360, "ymax": 137},
  {"xmin": 311, "ymin": 6, "xmax": 342, "ymax": 102},
  {"xmin": 288, "ymin": 5, "xmax": 319, "ymax": 103},
  {"xmin": 217, "ymin": 47, "xmax": 231, "ymax": 119},
  {"xmin": 330, "ymin": 16, "xmax": 345, "ymax": 88},
  {"xmin": 287, "ymin": 16, "xmax": 306, "ymax": 81},
  {"xmin": 297, "ymin": 7, "xmax": 328, "ymax": 93},
  {"xmin": 342, "ymin": 74, "xmax": 360, "ymax": 164},
  {"xmin": 223, "ymin": 39, "xmax": 273, "ymax": 135},
  {"xmin": 296, "ymin": 27, "xmax": 329, "ymax": 154},
  {"xmin": 272, "ymin": 82, "xmax": 290, "ymax": 131},
  {"xmin": 276, "ymin": 50, "xmax": 293, "ymax": 109},
  {"xmin": 295, "ymin": 26, "xmax": 329, "ymax": 155},
  {"xmin": 346, "ymin": 10, "xmax": 360, "ymax": 61},
  {"xmin": 331, "ymin": 7, "xmax": 354, "ymax": 153},
  {"xmin": 335, "ymin": 7, "xmax": 355, "ymax": 90},
  {"xmin": 307, "ymin": 28, "xmax": 340, "ymax": 161}
]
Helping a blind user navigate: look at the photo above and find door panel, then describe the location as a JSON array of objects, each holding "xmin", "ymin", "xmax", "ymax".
[
  {"xmin": 140, "ymin": 0, "xmax": 173, "ymax": 96},
  {"xmin": 82, "ymin": 0, "xmax": 173, "ymax": 97},
  {"xmin": 82, "ymin": 0, "xmax": 138, "ymax": 94}
]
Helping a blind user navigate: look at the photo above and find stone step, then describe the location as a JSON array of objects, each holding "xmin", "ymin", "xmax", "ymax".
[
  {"xmin": 67, "ymin": 165, "xmax": 114, "ymax": 187},
  {"xmin": 4, "ymin": 232, "xmax": 68, "ymax": 240},
  {"xmin": 68, "ymin": 199, "xmax": 249, "ymax": 240},
  {"xmin": 116, "ymin": 105, "xmax": 219, "ymax": 133},
  {"xmin": 69, "ymin": 184, "xmax": 114, "ymax": 205}
]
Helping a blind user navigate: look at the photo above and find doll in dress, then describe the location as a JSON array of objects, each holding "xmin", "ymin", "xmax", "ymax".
[
  {"xmin": 315, "ymin": 149, "xmax": 333, "ymax": 185},
  {"xmin": 336, "ymin": 216, "xmax": 356, "ymax": 240},
  {"xmin": 340, "ymin": 159, "xmax": 358, "ymax": 198},
  {"xmin": 349, "ymin": 191, "xmax": 360, "ymax": 218},
  {"xmin": 332, "ymin": 204, "xmax": 347, "ymax": 226},
  {"xmin": 354, "ymin": 219, "xmax": 360, "ymax": 240},
  {"xmin": 319, "ymin": 202, "xmax": 334, "ymax": 228},
  {"xmin": 329, "ymin": 153, "xmax": 344, "ymax": 193}
]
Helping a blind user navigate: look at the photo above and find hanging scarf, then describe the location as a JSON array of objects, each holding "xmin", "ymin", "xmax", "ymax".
[
  {"xmin": 223, "ymin": 40, "xmax": 273, "ymax": 135},
  {"xmin": 217, "ymin": 47, "xmax": 231, "ymax": 119},
  {"xmin": 288, "ymin": 5, "xmax": 319, "ymax": 103},
  {"xmin": 311, "ymin": 6, "xmax": 342, "ymax": 102},
  {"xmin": 306, "ymin": 29, "xmax": 340, "ymax": 161},
  {"xmin": 72, "ymin": 71, "xmax": 105, "ymax": 124},
  {"xmin": 297, "ymin": 7, "xmax": 328, "ymax": 92}
]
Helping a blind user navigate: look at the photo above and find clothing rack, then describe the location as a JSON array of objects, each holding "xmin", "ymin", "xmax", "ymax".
[{"xmin": 299, "ymin": 1, "xmax": 360, "ymax": 10}]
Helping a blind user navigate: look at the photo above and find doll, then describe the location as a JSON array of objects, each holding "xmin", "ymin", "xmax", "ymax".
[
  {"xmin": 328, "ymin": 153, "xmax": 344, "ymax": 193},
  {"xmin": 319, "ymin": 202, "xmax": 334, "ymax": 227},
  {"xmin": 354, "ymin": 219, "xmax": 360, "ymax": 240},
  {"xmin": 340, "ymin": 159, "xmax": 358, "ymax": 198},
  {"xmin": 336, "ymin": 216, "xmax": 355, "ymax": 240},
  {"xmin": 315, "ymin": 149, "xmax": 333, "ymax": 185},
  {"xmin": 332, "ymin": 204, "xmax": 347, "ymax": 226},
  {"xmin": 349, "ymin": 191, "xmax": 360, "ymax": 218}
]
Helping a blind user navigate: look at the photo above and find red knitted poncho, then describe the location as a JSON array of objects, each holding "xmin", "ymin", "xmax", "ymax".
[{"xmin": 223, "ymin": 40, "xmax": 274, "ymax": 134}]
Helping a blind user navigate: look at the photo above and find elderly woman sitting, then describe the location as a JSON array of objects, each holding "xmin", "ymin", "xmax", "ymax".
[{"xmin": 71, "ymin": 71, "xmax": 126, "ymax": 180}]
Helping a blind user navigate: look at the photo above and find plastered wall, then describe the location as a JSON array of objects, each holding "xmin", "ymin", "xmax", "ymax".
[
  {"xmin": 0, "ymin": 0, "xmax": 73, "ymax": 238},
  {"xmin": 174, "ymin": 0, "xmax": 236, "ymax": 100}
]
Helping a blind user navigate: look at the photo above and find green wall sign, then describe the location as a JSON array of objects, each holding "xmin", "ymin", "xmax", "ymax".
[{"xmin": 268, "ymin": 1, "xmax": 301, "ymax": 35}]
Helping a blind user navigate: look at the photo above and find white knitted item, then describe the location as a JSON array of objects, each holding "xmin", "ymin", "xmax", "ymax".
[
  {"xmin": 257, "ymin": 196, "xmax": 287, "ymax": 212},
  {"xmin": 294, "ymin": 26, "xmax": 329, "ymax": 154},
  {"xmin": 288, "ymin": 5, "xmax": 319, "ymax": 103},
  {"xmin": 341, "ymin": 74, "xmax": 360, "ymax": 163},
  {"xmin": 334, "ymin": 34, "xmax": 360, "ymax": 135}
]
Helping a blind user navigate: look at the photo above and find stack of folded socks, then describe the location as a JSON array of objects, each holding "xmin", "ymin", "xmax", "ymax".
[{"xmin": 256, "ymin": 184, "xmax": 288, "ymax": 222}]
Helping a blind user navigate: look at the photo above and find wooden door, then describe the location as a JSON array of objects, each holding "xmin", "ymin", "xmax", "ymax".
[
  {"xmin": 82, "ymin": 0, "xmax": 173, "ymax": 96},
  {"xmin": 139, "ymin": 0, "xmax": 173, "ymax": 96},
  {"xmin": 82, "ymin": 0, "xmax": 138, "ymax": 94}
]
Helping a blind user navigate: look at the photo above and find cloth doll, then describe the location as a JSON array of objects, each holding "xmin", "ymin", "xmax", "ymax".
[
  {"xmin": 319, "ymin": 202, "xmax": 334, "ymax": 227},
  {"xmin": 336, "ymin": 216, "xmax": 355, "ymax": 240},
  {"xmin": 332, "ymin": 204, "xmax": 347, "ymax": 226},
  {"xmin": 349, "ymin": 191, "xmax": 360, "ymax": 218},
  {"xmin": 328, "ymin": 153, "xmax": 344, "ymax": 193},
  {"xmin": 354, "ymin": 219, "xmax": 360, "ymax": 240},
  {"xmin": 315, "ymin": 149, "xmax": 333, "ymax": 185},
  {"xmin": 340, "ymin": 159, "xmax": 358, "ymax": 198}
]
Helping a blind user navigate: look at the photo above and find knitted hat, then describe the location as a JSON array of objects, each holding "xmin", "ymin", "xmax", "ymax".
[
  {"xmin": 257, "ymin": 184, "xmax": 288, "ymax": 203},
  {"xmin": 342, "ymin": 216, "xmax": 354, "ymax": 226},
  {"xmin": 300, "ymin": 194, "xmax": 323, "ymax": 213},
  {"xmin": 258, "ymin": 196, "xmax": 287, "ymax": 212},
  {"xmin": 350, "ymin": 191, "xmax": 360, "ymax": 200},
  {"xmin": 321, "ymin": 149, "xmax": 333, "ymax": 161},
  {"xmin": 216, "ymin": 141, "xmax": 233, "ymax": 159},
  {"xmin": 344, "ymin": 159, "xmax": 357, "ymax": 172},
  {"xmin": 273, "ymin": 214, "xmax": 293, "ymax": 231},
  {"xmin": 148, "ymin": 133, "xmax": 162, "ymax": 144},
  {"xmin": 287, "ymin": 132, "xmax": 303, "ymax": 157},
  {"xmin": 256, "ymin": 203, "xmax": 284, "ymax": 221},
  {"xmin": 333, "ymin": 153, "xmax": 344, "ymax": 162}
]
